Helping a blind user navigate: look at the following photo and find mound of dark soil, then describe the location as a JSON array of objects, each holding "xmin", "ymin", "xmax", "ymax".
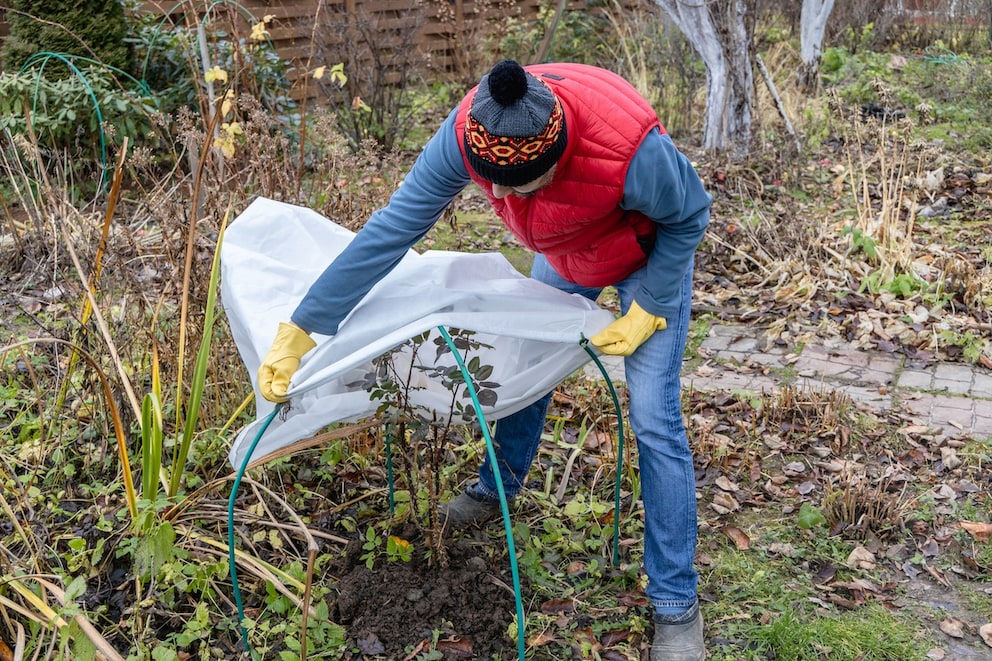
[{"xmin": 329, "ymin": 528, "xmax": 519, "ymax": 659}]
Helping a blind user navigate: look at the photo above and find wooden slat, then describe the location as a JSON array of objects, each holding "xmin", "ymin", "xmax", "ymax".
[{"xmin": 0, "ymin": 0, "xmax": 640, "ymax": 88}]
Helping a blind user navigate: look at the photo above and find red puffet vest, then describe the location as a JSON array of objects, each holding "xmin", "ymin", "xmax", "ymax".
[{"xmin": 455, "ymin": 63, "xmax": 663, "ymax": 287}]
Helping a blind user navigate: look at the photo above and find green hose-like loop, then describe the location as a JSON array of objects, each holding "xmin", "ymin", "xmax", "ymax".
[
  {"xmin": 229, "ymin": 403, "xmax": 282, "ymax": 653},
  {"xmin": 579, "ymin": 339, "xmax": 626, "ymax": 567},
  {"xmin": 20, "ymin": 53, "xmax": 107, "ymax": 193},
  {"xmin": 19, "ymin": 52, "xmax": 155, "ymax": 195},
  {"xmin": 227, "ymin": 333, "xmax": 626, "ymax": 658},
  {"xmin": 437, "ymin": 326, "xmax": 527, "ymax": 661}
]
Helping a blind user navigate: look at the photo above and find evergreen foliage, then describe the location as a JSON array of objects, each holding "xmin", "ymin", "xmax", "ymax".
[{"xmin": 2, "ymin": 0, "xmax": 133, "ymax": 74}]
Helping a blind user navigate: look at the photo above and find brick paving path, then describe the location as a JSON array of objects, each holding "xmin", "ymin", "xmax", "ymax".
[{"xmin": 591, "ymin": 324, "xmax": 992, "ymax": 441}]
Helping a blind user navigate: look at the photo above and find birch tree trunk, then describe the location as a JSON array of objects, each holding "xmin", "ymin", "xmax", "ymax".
[
  {"xmin": 652, "ymin": 0, "xmax": 755, "ymax": 155},
  {"xmin": 799, "ymin": 0, "xmax": 836, "ymax": 92}
]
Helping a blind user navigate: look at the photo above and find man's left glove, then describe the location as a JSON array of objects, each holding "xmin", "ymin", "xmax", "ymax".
[
  {"xmin": 257, "ymin": 322, "xmax": 316, "ymax": 402},
  {"xmin": 590, "ymin": 300, "xmax": 667, "ymax": 356}
]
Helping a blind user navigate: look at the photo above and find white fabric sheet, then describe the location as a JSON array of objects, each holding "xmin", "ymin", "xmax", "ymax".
[{"xmin": 222, "ymin": 198, "xmax": 615, "ymax": 468}]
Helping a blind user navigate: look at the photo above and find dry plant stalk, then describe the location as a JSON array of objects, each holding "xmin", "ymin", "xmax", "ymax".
[
  {"xmin": 822, "ymin": 471, "xmax": 905, "ymax": 540},
  {"xmin": 843, "ymin": 103, "xmax": 923, "ymax": 280}
]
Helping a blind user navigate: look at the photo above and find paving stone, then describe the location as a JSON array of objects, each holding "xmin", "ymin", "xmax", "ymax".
[
  {"xmin": 726, "ymin": 336, "xmax": 760, "ymax": 353},
  {"xmin": 599, "ymin": 324, "xmax": 987, "ymax": 441},
  {"xmin": 928, "ymin": 395, "xmax": 977, "ymax": 434},
  {"xmin": 972, "ymin": 410, "xmax": 992, "ymax": 438},
  {"xmin": 796, "ymin": 354, "xmax": 855, "ymax": 378},
  {"xmin": 935, "ymin": 394, "xmax": 978, "ymax": 411},
  {"xmin": 971, "ymin": 372, "xmax": 992, "ymax": 398},
  {"xmin": 583, "ymin": 355, "xmax": 625, "ymax": 382},
  {"xmin": 932, "ymin": 378, "xmax": 972, "ymax": 395},
  {"xmin": 934, "ymin": 363, "xmax": 974, "ymax": 384},
  {"xmin": 897, "ymin": 369, "xmax": 933, "ymax": 390},
  {"xmin": 858, "ymin": 365, "xmax": 899, "ymax": 386},
  {"xmin": 700, "ymin": 326, "xmax": 740, "ymax": 352},
  {"xmin": 795, "ymin": 347, "xmax": 900, "ymax": 389},
  {"xmin": 738, "ymin": 352, "xmax": 788, "ymax": 367}
]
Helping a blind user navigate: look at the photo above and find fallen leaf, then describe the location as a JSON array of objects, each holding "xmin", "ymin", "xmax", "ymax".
[
  {"xmin": 715, "ymin": 476, "xmax": 740, "ymax": 492},
  {"xmin": 813, "ymin": 563, "xmax": 837, "ymax": 585},
  {"xmin": 939, "ymin": 617, "xmax": 966, "ymax": 638},
  {"xmin": 436, "ymin": 636, "xmax": 474, "ymax": 658},
  {"xmin": 599, "ymin": 628, "xmax": 630, "ymax": 647},
  {"xmin": 722, "ymin": 525, "xmax": 751, "ymax": 550},
  {"xmin": 710, "ymin": 492, "xmax": 740, "ymax": 514},
  {"xmin": 768, "ymin": 542, "xmax": 796, "ymax": 557},
  {"xmin": 847, "ymin": 545, "xmax": 877, "ymax": 570},
  {"xmin": 960, "ymin": 521, "xmax": 992, "ymax": 543},
  {"xmin": 603, "ymin": 652, "xmax": 632, "ymax": 661},
  {"xmin": 540, "ymin": 598, "xmax": 575, "ymax": 615},
  {"xmin": 356, "ymin": 631, "xmax": 385, "ymax": 655},
  {"xmin": 833, "ymin": 578, "xmax": 879, "ymax": 594},
  {"xmin": 566, "ymin": 561, "xmax": 586, "ymax": 575},
  {"xmin": 572, "ymin": 627, "xmax": 602, "ymax": 653},
  {"xmin": 618, "ymin": 591, "xmax": 649, "ymax": 607},
  {"xmin": 940, "ymin": 447, "xmax": 962, "ymax": 469},
  {"xmin": 980, "ymin": 623, "xmax": 992, "ymax": 647},
  {"xmin": 527, "ymin": 630, "xmax": 558, "ymax": 647},
  {"xmin": 926, "ymin": 564, "xmax": 952, "ymax": 588},
  {"xmin": 826, "ymin": 592, "xmax": 860, "ymax": 609}
]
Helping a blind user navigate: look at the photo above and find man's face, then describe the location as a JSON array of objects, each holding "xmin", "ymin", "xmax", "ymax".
[{"xmin": 491, "ymin": 165, "xmax": 557, "ymax": 199}]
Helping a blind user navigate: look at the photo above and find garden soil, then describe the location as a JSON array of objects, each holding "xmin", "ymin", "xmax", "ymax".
[{"xmin": 328, "ymin": 525, "xmax": 521, "ymax": 660}]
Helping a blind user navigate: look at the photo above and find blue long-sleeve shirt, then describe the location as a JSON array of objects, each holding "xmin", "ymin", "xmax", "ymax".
[{"xmin": 291, "ymin": 109, "xmax": 711, "ymax": 336}]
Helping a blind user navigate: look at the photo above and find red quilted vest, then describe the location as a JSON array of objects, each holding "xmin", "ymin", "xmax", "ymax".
[{"xmin": 455, "ymin": 63, "xmax": 663, "ymax": 286}]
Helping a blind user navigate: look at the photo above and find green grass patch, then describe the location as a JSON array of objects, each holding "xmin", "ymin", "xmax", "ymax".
[
  {"xmin": 751, "ymin": 603, "xmax": 929, "ymax": 661},
  {"xmin": 701, "ymin": 542, "xmax": 932, "ymax": 660}
]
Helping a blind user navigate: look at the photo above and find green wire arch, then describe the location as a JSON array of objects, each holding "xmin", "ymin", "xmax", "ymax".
[
  {"xmin": 19, "ymin": 52, "xmax": 154, "ymax": 195},
  {"xmin": 227, "ymin": 331, "xmax": 630, "ymax": 659}
]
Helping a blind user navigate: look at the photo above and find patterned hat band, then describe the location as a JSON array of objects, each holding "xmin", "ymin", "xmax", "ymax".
[{"xmin": 465, "ymin": 97, "xmax": 567, "ymax": 187}]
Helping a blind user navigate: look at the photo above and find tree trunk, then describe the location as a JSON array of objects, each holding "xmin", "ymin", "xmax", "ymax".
[
  {"xmin": 652, "ymin": 0, "xmax": 755, "ymax": 156},
  {"xmin": 799, "ymin": 0, "xmax": 836, "ymax": 93}
]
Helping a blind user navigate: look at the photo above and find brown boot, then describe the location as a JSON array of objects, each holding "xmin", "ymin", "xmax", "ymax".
[{"xmin": 651, "ymin": 606, "xmax": 704, "ymax": 661}]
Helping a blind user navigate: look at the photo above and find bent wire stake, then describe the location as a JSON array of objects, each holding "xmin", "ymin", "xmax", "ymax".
[
  {"xmin": 227, "ymin": 334, "xmax": 625, "ymax": 660},
  {"xmin": 579, "ymin": 338, "xmax": 627, "ymax": 566},
  {"xmin": 229, "ymin": 404, "xmax": 282, "ymax": 654},
  {"xmin": 437, "ymin": 325, "xmax": 527, "ymax": 661}
]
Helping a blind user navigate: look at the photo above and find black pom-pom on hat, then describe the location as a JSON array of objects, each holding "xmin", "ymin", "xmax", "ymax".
[
  {"xmin": 487, "ymin": 60, "xmax": 529, "ymax": 106},
  {"xmin": 463, "ymin": 60, "xmax": 568, "ymax": 188}
]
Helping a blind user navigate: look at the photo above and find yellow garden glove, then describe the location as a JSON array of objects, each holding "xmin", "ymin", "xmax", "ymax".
[
  {"xmin": 590, "ymin": 301, "xmax": 667, "ymax": 356},
  {"xmin": 257, "ymin": 322, "xmax": 316, "ymax": 402}
]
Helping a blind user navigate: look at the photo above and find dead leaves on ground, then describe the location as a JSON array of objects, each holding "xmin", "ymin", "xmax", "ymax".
[
  {"xmin": 697, "ymin": 156, "xmax": 992, "ymax": 367},
  {"xmin": 528, "ymin": 596, "xmax": 639, "ymax": 659},
  {"xmin": 686, "ymin": 385, "xmax": 991, "ymax": 650}
]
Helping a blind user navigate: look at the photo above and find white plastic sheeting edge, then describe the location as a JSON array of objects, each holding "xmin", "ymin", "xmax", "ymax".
[{"xmin": 222, "ymin": 198, "xmax": 615, "ymax": 469}]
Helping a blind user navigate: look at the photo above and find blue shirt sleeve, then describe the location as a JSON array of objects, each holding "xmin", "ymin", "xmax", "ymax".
[
  {"xmin": 620, "ymin": 128, "xmax": 711, "ymax": 320},
  {"xmin": 291, "ymin": 109, "xmax": 471, "ymax": 335}
]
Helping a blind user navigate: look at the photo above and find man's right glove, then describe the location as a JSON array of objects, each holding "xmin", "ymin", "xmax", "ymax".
[{"xmin": 257, "ymin": 322, "xmax": 316, "ymax": 402}]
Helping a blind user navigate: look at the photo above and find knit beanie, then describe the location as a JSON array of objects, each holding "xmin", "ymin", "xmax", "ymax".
[{"xmin": 464, "ymin": 60, "xmax": 567, "ymax": 187}]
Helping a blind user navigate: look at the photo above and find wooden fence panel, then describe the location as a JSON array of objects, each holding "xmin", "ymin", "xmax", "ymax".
[{"xmin": 0, "ymin": 1, "xmax": 598, "ymax": 79}]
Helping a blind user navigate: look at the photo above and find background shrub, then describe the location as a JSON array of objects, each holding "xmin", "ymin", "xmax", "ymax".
[{"xmin": 2, "ymin": 0, "xmax": 134, "ymax": 75}]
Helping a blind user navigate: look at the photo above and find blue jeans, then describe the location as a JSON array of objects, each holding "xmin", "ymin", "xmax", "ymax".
[{"xmin": 473, "ymin": 254, "xmax": 698, "ymax": 617}]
